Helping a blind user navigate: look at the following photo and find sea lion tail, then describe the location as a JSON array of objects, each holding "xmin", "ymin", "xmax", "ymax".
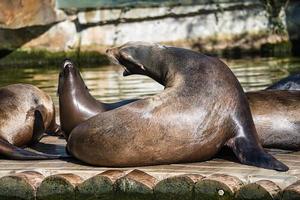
[
  {"xmin": 0, "ymin": 139, "xmax": 64, "ymax": 160},
  {"xmin": 226, "ymin": 137, "xmax": 289, "ymax": 171}
]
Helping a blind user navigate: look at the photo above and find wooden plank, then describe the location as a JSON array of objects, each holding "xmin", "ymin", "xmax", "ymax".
[
  {"xmin": 154, "ymin": 174, "xmax": 204, "ymax": 200},
  {"xmin": 76, "ymin": 170, "xmax": 126, "ymax": 200},
  {"xmin": 0, "ymin": 171, "xmax": 44, "ymax": 200},
  {"xmin": 236, "ymin": 180, "xmax": 281, "ymax": 200},
  {"xmin": 194, "ymin": 174, "xmax": 243, "ymax": 200},
  {"xmin": 36, "ymin": 174, "xmax": 83, "ymax": 200},
  {"xmin": 282, "ymin": 180, "xmax": 300, "ymax": 200},
  {"xmin": 115, "ymin": 169, "xmax": 157, "ymax": 200}
]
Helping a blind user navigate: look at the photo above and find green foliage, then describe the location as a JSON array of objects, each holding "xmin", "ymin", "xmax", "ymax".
[{"xmin": 0, "ymin": 50, "xmax": 110, "ymax": 67}]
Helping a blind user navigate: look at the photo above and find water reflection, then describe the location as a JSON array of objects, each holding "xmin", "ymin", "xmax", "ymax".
[{"xmin": 0, "ymin": 57, "xmax": 300, "ymax": 108}]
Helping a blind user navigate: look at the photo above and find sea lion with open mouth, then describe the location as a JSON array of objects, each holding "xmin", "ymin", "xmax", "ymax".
[
  {"xmin": 66, "ymin": 42, "xmax": 288, "ymax": 171},
  {"xmin": 58, "ymin": 60, "xmax": 300, "ymax": 151}
]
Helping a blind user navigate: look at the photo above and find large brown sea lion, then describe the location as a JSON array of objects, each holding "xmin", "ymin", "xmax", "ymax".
[
  {"xmin": 0, "ymin": 84, "xmax": 61, "ymax": 159},
  {"xmin": 57, "ymin": 59, "xmax": 137, "ymax": 139},
  {"xmin": 66, "ymin": 42, "xmax": 288, "ymax": 171},
  {"xmin": 58, "ymin": 62, "xmax": 300, "ymax": 150}
]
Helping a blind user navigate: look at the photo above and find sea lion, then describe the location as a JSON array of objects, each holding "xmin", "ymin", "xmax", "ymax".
[
  {"xmin": 57, "ymin": 59, "xmax": 137, "ymax": 139},
  {"xmin": 58, "ymin": 64, "xmax": 300, "ymax": 151},
  {"xmin": 266, "ymin": 73, "xmax": 300, "ymax": 90},
  {"xmin": 67, "ymin": 42, "xmax": 288, "ymax": 171},
  {"xmin": 247, "ymin": 90, "xmax": 300, "ymax": 150},
  {"xmin": 0, "ymin": 84, "xmax": 61, "ymax": 159}
]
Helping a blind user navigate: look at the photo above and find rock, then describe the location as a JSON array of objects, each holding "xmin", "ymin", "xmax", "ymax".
[
  {"xmin": 23, "ymin": 20, "xmax": 79, "ymax": 51},
  {"xmin": 0, "ymin": 0, "xmax": 66, "ymax": 29}
]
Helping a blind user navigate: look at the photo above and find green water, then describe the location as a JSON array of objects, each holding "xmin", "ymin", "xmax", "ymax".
[{"xmin": 0, "ymin": 57, "xmax": 300, "ymax": 110}]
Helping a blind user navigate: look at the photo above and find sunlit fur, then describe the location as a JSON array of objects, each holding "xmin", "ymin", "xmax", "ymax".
[{"xmin": 67, "ymin": 42, "xmax": 288, "ymax": 171}]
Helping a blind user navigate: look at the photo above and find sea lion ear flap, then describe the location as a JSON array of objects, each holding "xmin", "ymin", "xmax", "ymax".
[{"xmin": 119, "ymin": 51, "xmax": 145, "ymax": 70}]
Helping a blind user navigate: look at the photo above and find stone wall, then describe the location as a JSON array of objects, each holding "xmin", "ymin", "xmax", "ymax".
[{"xmin": 0, "ymin": 0, "xmax": 298, "ymax": 65}]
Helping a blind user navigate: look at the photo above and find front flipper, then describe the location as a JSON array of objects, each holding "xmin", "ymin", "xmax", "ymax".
[
  {"xmin": 45, "ymin": 103, "xmax": 63, "ymax": 137},
  {"xmin": 226, "ymin": 118, "xmax": 289, "ymax": 171},
  {"xmin": 30, "ymin": 109, "xmax": 46, "ymax": 145},
  {"xmin": 0, "ymin": 138, "xmax": 62, "ymax": 160}
]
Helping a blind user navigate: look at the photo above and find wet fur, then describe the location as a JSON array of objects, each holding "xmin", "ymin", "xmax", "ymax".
[
  {"xmin": 248, "ymin": 90, "xmax": 300, "ymax": 150},
  {"xmin": 0, "ymin": 84, "xmax": 61, "ymax": 159},
  {"xmin": 57, "ymin": 59, "xmax": 137, "ymax": 139},
  {"xmin": 59, "ymin": 62, "xmax": 300, "ymax": 151},
  {"xmin": 67, "ymin": 42, "xmax": 288, "ymax": 171}
]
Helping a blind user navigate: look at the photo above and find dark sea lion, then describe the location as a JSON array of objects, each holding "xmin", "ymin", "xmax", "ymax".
[
  {"xmin": 0, "ymin": 84, "xmax": 62, "ymax": 159},
  {"xmin": 247, "ymin": 90, "xmax": 300, "ymax": 150},
  {"xmin": 67, "ymin": 42, "xmax": 288, "ymax": 171},
  {"xmin": 58, "ymin": 66, "xmax": 300, "ymax": 151},
  {"xmin": 266, "ymin": 73, "xmax": 300, "ymax": 90},
  {"xmin": 58, "ymin": 59, "xmax": 137, "ymax": 139},
  {"xmin": 58, "ymin": 59, "xmax": 300, "ymax": 152}
]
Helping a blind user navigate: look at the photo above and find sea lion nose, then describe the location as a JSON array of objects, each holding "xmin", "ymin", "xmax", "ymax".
[
  {"xmin": 106, "ymin": 48, "xmax": 119, "ymax": 56},
  {"xmin": 63, "ymin": 60, "xmax": 73, "ymax": 69}
]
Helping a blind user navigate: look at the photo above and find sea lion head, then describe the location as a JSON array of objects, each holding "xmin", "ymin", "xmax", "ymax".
[
  {"xmin": 57, "ymin": 59, "xmax": 88, "ymax": 96},
  {"xmin": 106, "ymin": 41, "xmax": 169, "ymax": 85}
]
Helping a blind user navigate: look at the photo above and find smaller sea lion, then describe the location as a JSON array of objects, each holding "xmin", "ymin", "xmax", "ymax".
[
  {"xmin": 0, "ymin": 84, "xmax": 62, "ymax": 159},
  {"xmin": 266, "ymin": 73, "xmax": 300, "ymax": 90},
  {"xmin": 57, "ymin": 59, "xmax": 137, "ymax": 139},
  {"xmin": 247, "ymin": 90, "xmax": 300, "ymax": 150}
]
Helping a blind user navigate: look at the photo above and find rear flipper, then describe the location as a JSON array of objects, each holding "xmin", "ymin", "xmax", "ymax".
[
  {"xmin": 226, "ymin": 136, "xmax": 289, "ymax": 171},
  {"xmin": 0, "ymin": 139, "xmax": 62, "ymax": 160}
]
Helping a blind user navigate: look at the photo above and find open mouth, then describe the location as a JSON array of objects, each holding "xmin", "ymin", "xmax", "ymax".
[
  {"xmin": 122, "ymin": 66, "xmax": 131, "ymax": 76},
  {"xmin": 106, "ymin": 52, "xmax": 133, "ymax": 76}
]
